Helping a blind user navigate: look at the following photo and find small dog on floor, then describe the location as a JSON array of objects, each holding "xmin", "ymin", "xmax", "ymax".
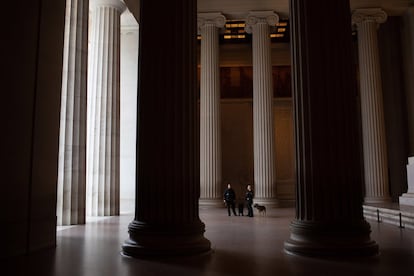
[{"xmin": 253, "ymin": 203, "xmax": 266, "ymax": 216}]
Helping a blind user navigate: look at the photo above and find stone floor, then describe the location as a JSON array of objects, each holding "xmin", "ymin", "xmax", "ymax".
[{"xmin": 3, "ymin": 207, "xmax": 414, "ymax": 276}]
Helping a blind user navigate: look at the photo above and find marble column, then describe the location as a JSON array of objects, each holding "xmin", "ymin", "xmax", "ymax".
[
  {"xmin": 245, "ymin": 11, "xmax": 278, "ymax": 206},
  {"xmin": 122, "ymin": 0, "xmax": 211, "ymax": 257},
  {"xmin": 352, "ymin": 8, "xmax": 391, "ymax": 204},
  {"xmin": 198, "ymin": 13, "xmax": 226, "ymax": 206},
  {"xmin": 57, "ymin": 0, "xmax": 88, "ymax": 226},
  {"xmin": 87, "ymin": 0, "xmax": 126, "ymax": 216},
  {"xmin": 284, "ymin": 0, "xmax": 378, "ymax": 256}
]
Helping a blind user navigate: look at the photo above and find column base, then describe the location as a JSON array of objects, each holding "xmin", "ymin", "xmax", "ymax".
[
  {"xmin": 284, "ymin": 219, "xmax": 378, "ymax": 257},
  {"xmin": 364, "ymin": 196, "xmax": 392, "ymax": 204},
  {"xmin": 253, "ymin": 198, "xmax": 280, "ymax": 208},
  {"xmin": 199, "ymin": 198, "xmax": 225, "ymax": 207},
  {"xmin": 121, "ymin": 220, "xmax": 211, "ymax": 258}
]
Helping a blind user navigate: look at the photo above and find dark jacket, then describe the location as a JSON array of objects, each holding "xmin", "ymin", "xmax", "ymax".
[
  {"xmin": 224, "ymin": 188, "xmax": 236, "ymax": 202},
  {"xmin": 245, "ymin": 190, "xmax": 254, "ymax": 203}
]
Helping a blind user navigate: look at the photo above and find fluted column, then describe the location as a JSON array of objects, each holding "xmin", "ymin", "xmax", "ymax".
[
  {"xmin": 352, "ymin": 8, "xmax": 391, "ymax": 204},
  {"xmin": 245, "ymin": 11, "xmax": 278, "ymax": 206},
  {"xmin": 57, "ymin": 0, "xmax": 88, "ymax": 225},
  {"xmin": 122, "ymin": 0, "xmax": 211, "ymax": 257},
  {"xmin": 198, "ymin": 13, "xmax": 225, "ymax": 206},
  {"xmin": 284, "ymin": 0, "xmax": 378, "ymax": 256},
  {"xmin": 87, "ymin": 0, "xmax": 126, "ymax": 216}
]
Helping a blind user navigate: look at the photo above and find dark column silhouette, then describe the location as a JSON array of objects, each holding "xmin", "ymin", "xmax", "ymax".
[
  {"xmin": 122, "ymin": 0, "xmax": 211, "ymax": 257},
  {"xmin": 284, "ymin": 0, "xmax": 379, "ymax": 256}
]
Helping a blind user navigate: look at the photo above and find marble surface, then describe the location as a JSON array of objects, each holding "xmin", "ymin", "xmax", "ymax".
[{"xmin": 3, "ymin": 207, "xmax": 414, "ymax": 276}]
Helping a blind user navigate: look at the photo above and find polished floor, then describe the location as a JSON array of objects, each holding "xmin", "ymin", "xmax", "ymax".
[{"xmin": 3, "ymin": 207, "xmax": 414, "ymax": 276}]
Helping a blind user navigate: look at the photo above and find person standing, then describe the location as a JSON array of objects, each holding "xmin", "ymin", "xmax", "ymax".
[
  {"xmin": 245, "ymin": 184, "xmax": 254, "ymax": 217},
  {"xmin": 223, "ymin": 183, "xmax": 237, "ymax": 216}
]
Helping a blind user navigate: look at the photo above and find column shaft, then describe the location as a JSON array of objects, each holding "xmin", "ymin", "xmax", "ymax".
[
  {"xmin": 353, "ymin": 9, "xmax": 391, "ymax": 204},
  {"xmin": 87, "ymin": 0, "xmax": 125, "ymax": 216},
  {"xmin": 284, "ymin": 0, "xmax": 378, "ymax": 256},
  {"xmin": 246, "ymin": 12, "xmax": 278, "ymax": 206},
  {"xmin": 57, "ymin": 0, "xmax": 88, "ymax": 225},
  {"xmin": 122, "ymin": 0, "xmax": 211, "ymax": 257},
  {"xmin": 198, "ymin": 13, "xmax": 225, "ymax": 205}
]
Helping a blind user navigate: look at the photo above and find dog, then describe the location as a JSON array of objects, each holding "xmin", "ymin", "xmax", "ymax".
[{"xmin": 253, "ymin": 203, "xmax": 266, "ymax": 216}]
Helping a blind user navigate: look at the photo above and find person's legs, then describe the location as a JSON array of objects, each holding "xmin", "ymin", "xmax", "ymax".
[
  {"xmin": 238, "ymin": 202, "xmax": 244, "ymax": 216},
  {"xmin": 247, "ymin": 203, "xmax": 253, "ymax": 217},
  {"xmin": 231, "ymin": 202, "xmax": 237, "ymax": 216}
]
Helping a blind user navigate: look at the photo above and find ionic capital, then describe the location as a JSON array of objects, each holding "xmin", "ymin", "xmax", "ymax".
[
  {"xmin": 91, "ymin": 0, "xmax": 126, "ymax": 13},
  {"xmin": 197, "ymin": 13, "xmax": 226, "ymax": 34},
  {"xmin": 352, "ymin": 8, "xmax": 387, "ymax": 27},
  {"xmin": 245, "ymin": 11, "xmax": 279, "ymax": 34}
]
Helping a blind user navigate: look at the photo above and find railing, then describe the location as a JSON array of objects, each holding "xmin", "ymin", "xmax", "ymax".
[{"xmin": 375, "ymin": 208, "xmax": 405, "ymax": 229}]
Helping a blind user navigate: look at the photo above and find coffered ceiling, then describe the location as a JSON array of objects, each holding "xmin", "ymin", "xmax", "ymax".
[
  {"xmin": 198, "ymin": 0, "xmax": 412, "ymax": 19},
  {"xmin": 123, "ymin": 0, "xmax": 412, "ymax": 24}
]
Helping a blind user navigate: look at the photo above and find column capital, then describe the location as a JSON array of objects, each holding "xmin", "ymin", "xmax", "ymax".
[
  {"xmin": 352, "ymin": 8, "xmax": 387, "ymax": 27},
  {"xmin": 91, "ymin": 0, "xmax": 126, "ymax": 13},
  {"xmin": 245, "ymin": 11, "xmax": 279, "ymax": 34},
  {"xmin": 197, "ymin": 13, "xmax": 226, "ymax": 33}
]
